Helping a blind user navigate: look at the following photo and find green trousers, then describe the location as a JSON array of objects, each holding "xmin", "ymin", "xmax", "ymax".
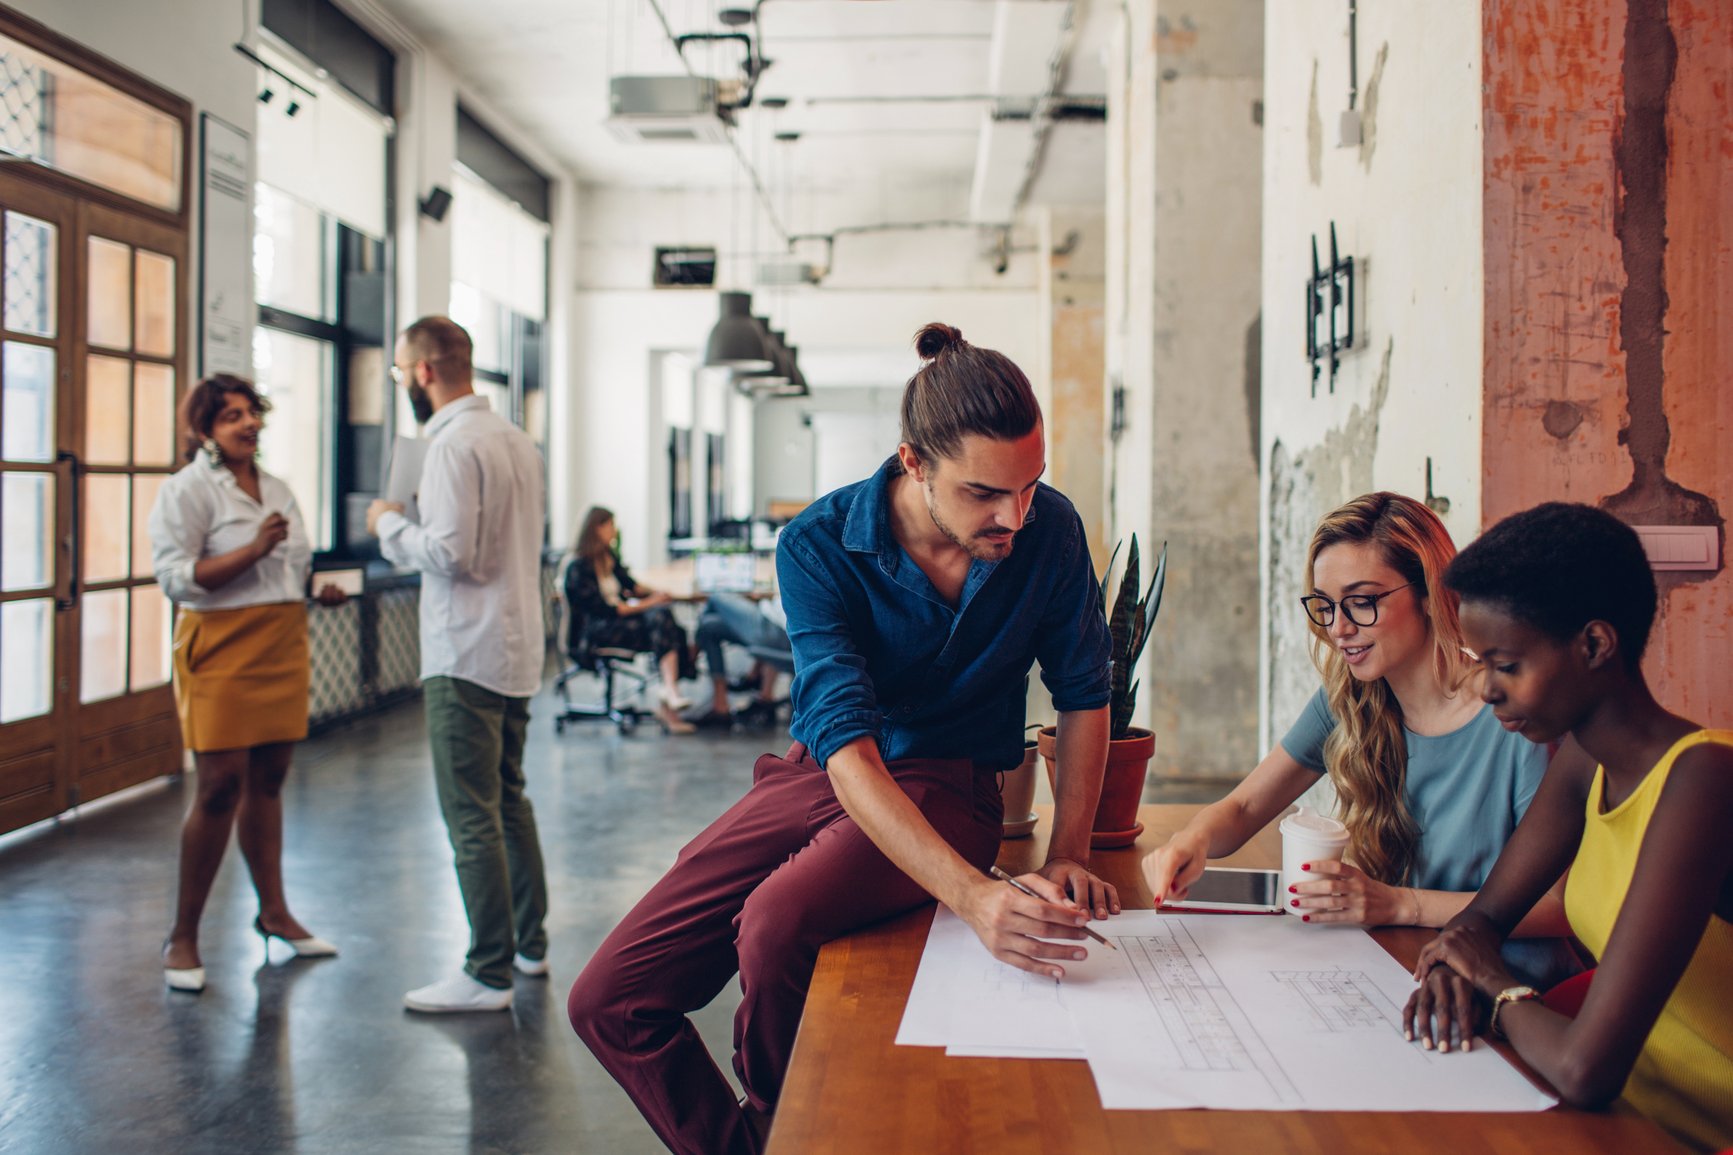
[{"xmin": 424, "ymin": 676, "xmax": 549, "ymax": 989}]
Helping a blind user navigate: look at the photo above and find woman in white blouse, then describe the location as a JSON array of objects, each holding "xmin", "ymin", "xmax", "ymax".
[{"xmin": 149, "ymin": 375, "xmax": 345, "ymax": 993}]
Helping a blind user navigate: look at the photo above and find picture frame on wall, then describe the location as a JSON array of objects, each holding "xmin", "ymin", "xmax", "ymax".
[{"xmin": 198, "ymin": 112, "xmax": 252, "ymax": 377}]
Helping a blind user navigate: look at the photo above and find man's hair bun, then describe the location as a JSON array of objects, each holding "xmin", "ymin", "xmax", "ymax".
[{"xmin": 914, "ymin": 322, "xmax": 965, "ymax": 360}]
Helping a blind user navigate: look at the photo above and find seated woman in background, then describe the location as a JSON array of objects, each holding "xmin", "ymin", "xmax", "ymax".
[
  {"xmin": 1142, "ymin": 492, "xmax": 1578, "ymax": 988},
  {"xmin": 566, "ymin": 506, "xmax": 698, "ymax": 734},
  {"xmin": 1406, "ymin": 502, "xmax": 1731, "ymax": 1152}
]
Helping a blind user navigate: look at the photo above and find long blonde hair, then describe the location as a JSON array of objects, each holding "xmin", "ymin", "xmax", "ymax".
[{"xmin": 1306, "ymin": 493, "xmax": 1470, "ymax": 885}]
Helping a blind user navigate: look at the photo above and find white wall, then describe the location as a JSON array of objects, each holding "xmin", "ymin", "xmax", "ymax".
[
  {"xmin": 1259, "ymin": 0, "xmax": 1484, "ymax": 751},
  {"xmin": 571, "ymin": 186, "xmax": 1045, "ymax": 571}
]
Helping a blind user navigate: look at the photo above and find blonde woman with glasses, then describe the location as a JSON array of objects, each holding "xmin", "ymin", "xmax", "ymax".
[{"xmin": 1142, "ymin": 492, "xmax": 1579, "ymax": 988}]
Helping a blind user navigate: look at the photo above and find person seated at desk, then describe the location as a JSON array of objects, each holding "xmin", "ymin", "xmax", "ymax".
[
  {"xmin": 694, "ymin": 591, "xmax": 791, "ymax": 724},
  {"xmin": 566, "ymin": 505, "xmax": 697, "ymax": 735},
  {"xmin": 1406, "ymin": 503, "xmax": 1732, "ymax": 1153},
  {"xmin": 568, "ymin": 322, "xmax": 1120, "ymax": 1155},
  {"xmin": 1142, "ymin": 492, "xmax": 1578, "ymax": 989}
]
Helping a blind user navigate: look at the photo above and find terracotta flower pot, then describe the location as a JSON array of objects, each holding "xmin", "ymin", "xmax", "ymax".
[
  {"xmin": 999, "ymin": 741, "xmax": 1039, "ymax": 839},
  {"xmin": 1037, "ymin": 724, "xmax": 1155, "ymax": 849}
]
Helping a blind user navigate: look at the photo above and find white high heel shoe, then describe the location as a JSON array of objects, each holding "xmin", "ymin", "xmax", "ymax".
[
  {"xmin": 164, "ymin": 965, "xmax": 207, "ymax": 993},
  {"xmin": 163, "ymin": 940, "xmax": 206, "ymax": 992},
  {"xmin": 254, "ymin": 916, "xmax": 339, "ymax": 959},
  {"xmin": 657, "ymin": 683, "xmax": 694, "ymax": 711}
]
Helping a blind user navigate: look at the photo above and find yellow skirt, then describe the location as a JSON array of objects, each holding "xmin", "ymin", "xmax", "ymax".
[{"xmin": 172, "ymin": 602, "xmax": 310, "ymax": 752}]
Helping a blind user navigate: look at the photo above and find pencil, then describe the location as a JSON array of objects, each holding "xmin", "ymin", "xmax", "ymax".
[{"xmin": 989, "ymin": 865, "xmax": 1117, "ymax": 949}]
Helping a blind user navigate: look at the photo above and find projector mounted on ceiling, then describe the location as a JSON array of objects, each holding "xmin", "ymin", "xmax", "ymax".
[{"xmin": 607, "ymin": 76, "xmax": 733, "ymax": 144}]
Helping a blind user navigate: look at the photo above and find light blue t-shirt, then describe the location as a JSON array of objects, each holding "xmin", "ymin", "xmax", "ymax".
[{"xmin": 1280, "ymin": 687, "xmax": 1580, "ymax": 988}]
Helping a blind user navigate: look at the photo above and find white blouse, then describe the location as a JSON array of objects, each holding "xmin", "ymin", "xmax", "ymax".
[{"xmin": 148, "ymin": 460, "xmax": 312, "ymax": 611}]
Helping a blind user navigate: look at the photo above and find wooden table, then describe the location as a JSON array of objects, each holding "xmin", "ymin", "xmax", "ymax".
[{"xmin": 767, "ymin": 804, "xmax": 1682, "ymax": 1153}]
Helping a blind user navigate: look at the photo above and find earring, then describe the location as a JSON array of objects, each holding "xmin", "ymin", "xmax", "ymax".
[{"xmin": 203, "ymin": 437, "xmax": 223, "ymax": 469}]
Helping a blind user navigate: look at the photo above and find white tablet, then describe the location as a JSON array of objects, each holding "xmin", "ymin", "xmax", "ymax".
[{"xmin": 1158, "ymin": 867, "xmax": 1284, "ymax": 914}]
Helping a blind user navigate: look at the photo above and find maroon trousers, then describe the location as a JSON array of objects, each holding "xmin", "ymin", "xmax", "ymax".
[{"xmin": 567, "ymin": 743, "xmax": 1003, "ymax": 1155}]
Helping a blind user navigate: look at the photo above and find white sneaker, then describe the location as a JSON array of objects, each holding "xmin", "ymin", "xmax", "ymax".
[
  {"xmin": 404, "ymin": 973, "xmax": 513, "ymax": 1013},
  {"xmin": 513, "ymin": 952, "xmax": 549, "ymax": 977}
]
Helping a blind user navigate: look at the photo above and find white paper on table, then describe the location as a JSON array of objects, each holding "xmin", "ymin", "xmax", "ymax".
[
  {"xmin": 1061, "ymin": 911, "xmax": 1558, "ymax": 1113},
  {"xmin": 895, "ymin": 905, "xmax": 1088, "ymax": 1057},
  {"xmin": 945, "ymin": 1043, "xmax": 1086, "ymax": 1060},
  {"xmin": 384, "ymin": 435, "xmax": 428, "ymax": 524}
]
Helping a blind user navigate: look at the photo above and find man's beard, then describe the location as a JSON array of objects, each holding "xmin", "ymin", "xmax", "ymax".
[
  {"xmin": 407, "ymin": 383, "xmax": 435, "ymax": 425},
  {"xmin": 924, "ymin": 483, "xmax": 1016, "ymax": 561}
]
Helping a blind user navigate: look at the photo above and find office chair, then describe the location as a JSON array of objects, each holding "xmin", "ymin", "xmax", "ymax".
[{"xmin": 551, "ymin": 560, "xmax": 649, "ymax": 735}]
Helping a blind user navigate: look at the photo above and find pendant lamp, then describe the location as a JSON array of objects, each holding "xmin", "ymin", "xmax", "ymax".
[
  {"xmin": 736, "ymin": 326, "xmax": 792, "ymax": 388},
  {"xmin": 704, "ymin": 291, "xmax": 775, "ymax": 371}
]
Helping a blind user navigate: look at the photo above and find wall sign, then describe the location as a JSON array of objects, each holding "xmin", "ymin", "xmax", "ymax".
[{"xmin": 199, "ymin": 113, "xmax": 252, "ymax": 377}]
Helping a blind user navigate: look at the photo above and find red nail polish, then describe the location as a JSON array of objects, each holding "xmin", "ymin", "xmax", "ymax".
[
  {"xmin": 1290, "ymin": 899, "xmax": 1300, "ymax": 907},
  {"xmin": 1302, "ymin": 915, "xmax": 1311, "ymax": 922},
  {"xmin": 1301, "ymin": 863, "xmax": 1311, "ymax": 871},
  {"xmin": 1287, "ymin": 884, "xmax": 1296, "ymax": 893}
]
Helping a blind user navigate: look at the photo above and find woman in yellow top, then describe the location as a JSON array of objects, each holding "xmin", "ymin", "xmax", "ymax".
[{"xmin": 1404, "ymin": 502, "xmax": 1732, "ymax": 1152}]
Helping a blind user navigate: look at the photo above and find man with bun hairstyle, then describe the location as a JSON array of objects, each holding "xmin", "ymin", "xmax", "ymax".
[{"xmin": 570, "ymin": 322, "xmax": 1118, "ymax": 1155}]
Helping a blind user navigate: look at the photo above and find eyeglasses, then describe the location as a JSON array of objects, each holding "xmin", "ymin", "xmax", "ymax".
[
  {"xmin": 391, "ymin": 353, "xmax": 461, "ymax": 384},
  {"xmin": 1300, "ymin": 581, "xmax": 1418, "ymax": 628}
]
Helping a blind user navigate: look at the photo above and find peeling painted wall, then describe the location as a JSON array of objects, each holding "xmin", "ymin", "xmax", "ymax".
[
  {"xmin": 1042, "ymin": 208, "xmax": 1109, "ymax": 566},
  {"xmin": 1261, "ymin": 2, "xmax": 1485, "ymax": 755},
  {"xmin": 1482, "ymin": 0, "xmax": 1731, "ymax": 723},
  {"xmin": 1108, "ymin": 0, "xmax": 1264, "ymax": 780}
]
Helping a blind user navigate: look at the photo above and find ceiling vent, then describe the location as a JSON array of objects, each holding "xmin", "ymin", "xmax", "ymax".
[
  {"xmin": 607, "ymin": 76, "xmax": 732, "ymax": 144},
  {"xmin": 757, "ymin": 257, "xmax": 824, "ymax": 287}
]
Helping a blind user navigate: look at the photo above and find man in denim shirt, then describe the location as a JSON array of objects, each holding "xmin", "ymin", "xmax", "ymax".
[{"xmin": 570, "ymin": 323, "xmax": 1118, "ymax": 1155}]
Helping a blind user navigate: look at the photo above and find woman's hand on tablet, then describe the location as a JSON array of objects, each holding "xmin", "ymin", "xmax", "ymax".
[{"xmin": 1141, "ymin": 832, "xmax": 1208, "ymax": 905}]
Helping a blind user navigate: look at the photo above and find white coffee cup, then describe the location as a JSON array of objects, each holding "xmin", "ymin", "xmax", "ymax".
[{"xmin": 1280, "ymin": 805, "xmax": 1350, "ymax": 914}]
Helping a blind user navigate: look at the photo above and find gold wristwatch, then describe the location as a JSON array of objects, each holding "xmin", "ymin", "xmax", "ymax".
[{"xmin": 1489, "ymin": 984, "xmax": 1541, "ymax": 1039}]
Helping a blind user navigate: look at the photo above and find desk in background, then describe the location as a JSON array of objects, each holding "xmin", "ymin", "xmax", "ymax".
[
  {"xmin": 635, "ymin": 557, "xmax": 777, "ymax": 603},
  {"xmin": 768, "ymin": 804, "xmax": 1681, "ymax": 1155}
]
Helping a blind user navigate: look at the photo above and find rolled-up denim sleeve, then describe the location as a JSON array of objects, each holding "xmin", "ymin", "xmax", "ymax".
[
  {"xmin": 778, "ymin": 529, "xmax": 883, "ymax": 766},
  {"xmin": 1034, "ymin": 513, "xmax": 1113, "ymax": 711}
]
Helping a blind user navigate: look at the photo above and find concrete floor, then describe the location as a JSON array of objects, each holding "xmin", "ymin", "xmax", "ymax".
[{"xmin": 0, "ymin": 678, "xmax": 1229, "ymax": 1155}]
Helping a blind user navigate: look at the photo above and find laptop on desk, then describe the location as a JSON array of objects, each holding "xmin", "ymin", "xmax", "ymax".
[{"xmin": 693, "ymin": 551, "xmax": 758, "ymax": 595}]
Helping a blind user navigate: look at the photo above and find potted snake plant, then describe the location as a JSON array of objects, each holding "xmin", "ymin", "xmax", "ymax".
[{"xmin": 1039, "ymin": 535, "xmax": 1167, "ymax": 848}]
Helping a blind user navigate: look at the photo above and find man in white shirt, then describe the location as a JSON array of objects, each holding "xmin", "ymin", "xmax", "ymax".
[{"xmin": 367, "ymin": 316, "xmax": 551, "ymax": 1013}]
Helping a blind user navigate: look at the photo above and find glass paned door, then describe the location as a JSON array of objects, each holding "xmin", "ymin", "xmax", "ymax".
[
  {"xmin": 0, "ymin": 175, "xmax": 72, "ymax": 833},
  {"xmin": 80, "ymin": 227, "xmax": 177, "ymax": 703},
  {"xmin": 0, "ymin": 13, "xmax": 192, "ymax": 837},
  {"xmin": 71, "ymin": 197, "xmax": 185, "ymax": 810},
  {"xmin": 0, "ymin": 172, "xmax": 189, "ymax": 837}
]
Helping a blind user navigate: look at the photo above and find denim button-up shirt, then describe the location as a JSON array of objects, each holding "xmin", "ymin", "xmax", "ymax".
[{"xmin": 777, "ymin": 456, "xmax": 1112, "ymax": 772}]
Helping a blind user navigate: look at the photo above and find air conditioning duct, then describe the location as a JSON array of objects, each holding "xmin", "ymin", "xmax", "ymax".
[{"xmin": 607, "ymin": 76, "xmax": 732, "ymax": 144}]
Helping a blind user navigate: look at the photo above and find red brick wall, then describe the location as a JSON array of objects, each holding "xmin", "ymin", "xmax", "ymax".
[{"xmin": 1483, "ymin": 0, "xmax": 1730, "ymax": 721}]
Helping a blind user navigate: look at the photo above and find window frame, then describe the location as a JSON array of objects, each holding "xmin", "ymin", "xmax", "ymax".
[{"xmin": 0, "ymin": 8, "xmax": 192, "ymax": 232}]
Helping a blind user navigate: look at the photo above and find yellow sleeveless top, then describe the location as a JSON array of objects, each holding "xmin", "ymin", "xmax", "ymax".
[{"xmin": 1562, "ymin": 729, "xmax": 1733, "ymax": 1152}]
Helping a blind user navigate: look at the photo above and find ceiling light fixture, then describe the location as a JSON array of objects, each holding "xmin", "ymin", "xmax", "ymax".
[{"xmin": 705, "ymin": 291, "xmax": 775, "ymax": 371}]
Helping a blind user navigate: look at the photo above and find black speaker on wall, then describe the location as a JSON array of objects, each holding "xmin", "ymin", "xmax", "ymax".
[{"xmin": 418, "ymin": 186, "xmax": 452, "ymax": 222}]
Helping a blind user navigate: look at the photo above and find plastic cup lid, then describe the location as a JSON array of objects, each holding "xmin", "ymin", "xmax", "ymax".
[{"xmin": 1280, "ymin": 805, "xmax": 1349, "ymax": 840}]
